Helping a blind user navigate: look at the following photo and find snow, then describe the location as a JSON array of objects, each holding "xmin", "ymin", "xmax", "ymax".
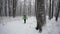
[{"xmin": 0, "ymin": 16, "xmax": 60, "ymax": 34}]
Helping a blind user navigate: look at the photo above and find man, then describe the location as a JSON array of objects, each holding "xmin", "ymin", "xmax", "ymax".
[{"xmin": 23, "ymin": 15, "xmax": 28, "ymax": 23}]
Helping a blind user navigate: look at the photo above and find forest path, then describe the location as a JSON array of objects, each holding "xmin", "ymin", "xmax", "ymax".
[{"xmin": 0, "ymin": 16, "xmax": 60, "ymax": 34}]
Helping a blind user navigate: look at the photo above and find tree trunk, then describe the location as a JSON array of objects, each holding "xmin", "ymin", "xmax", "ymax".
[
  {"xmin": 49, "ymin": 0, "xmax": 52, "ymax": 19},
  {"xmin": 52, "ymin": 0, "xmax": 54, "ymax": 18},
  {"xmin": 35, "ymin": 0, "xmax": 45, "ymax": 32},
  {"xmin": 49, "ymin": 0, "xmax": 54, "ymax": 20},
  {"xmin": 23, "ymin": 0, "xmax": 26, "ymax": 15},
  {"xmin": 5, "ymin": 0, "xmax": 7, "ymax": 16},
  {"xmin": 20, "ymin": 1, "xmax": 22, "ymax": 16},
  {"xmin": 0, "ymin": 0, "xmax": 3, "ymax": 16},
  {"xmin": 28, "ymin": 0, "xmax": 31, "ymax": 16},
  {"xmin": 13, "ymin": 0, "xmax": 17, "ymax": 17},
  {"xmin": 55, "ymin": 0, "xmax": 60, "ymax": 21}
]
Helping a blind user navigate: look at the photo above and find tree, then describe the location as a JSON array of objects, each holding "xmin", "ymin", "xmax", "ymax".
[
  {"xmin": 5, "ymin": 0, "xmax": 7, "ymax": 16},
  {"xmin": 35, "ymin": 0, "xmax": 46, "ymax": 32},
  {"xmin": 52, "ymin": 0, "xmax": 54, "ymax": 18},
  {"xmin": 0, "ymin": 0, "xmax": 3, "ymax": 16},
  {"xmin": 20, "ymin": 1, "xmax": 22, "ymax": 16},
  {"xmin": 23, "ymin": 0, "xmax": 26, "ymax": 15},
  {"xmin": 28, "ymin": 0, "xmax": 31, "ymax": 16},
  {"xmin": 49, "ymin": 0, "xmax": 54, "ymax": 20},
  {"xmin": 55, "ymin": 0, "xmax": 60, "ymax": 21},
  {"xmin": 49, "ymin": 0, "xmax": 52, "ymax": 19},
  {"xmin": 8, "ymin": 0, "xmax": 13, "ymax": 16},
  {"xmin": 13, "ymin": 0, "xmax": 17, "ymax": 17}
]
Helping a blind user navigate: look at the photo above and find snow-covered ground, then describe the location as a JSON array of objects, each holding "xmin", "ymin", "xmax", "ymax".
[{"xmin": 0, "ymin": 16, "xmax": 60, "ymax": 34}]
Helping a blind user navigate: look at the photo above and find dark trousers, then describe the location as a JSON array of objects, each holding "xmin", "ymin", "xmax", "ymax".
[{"xmin": 24, "ymin": 19, "xmax": 26, "ymax": 23}]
